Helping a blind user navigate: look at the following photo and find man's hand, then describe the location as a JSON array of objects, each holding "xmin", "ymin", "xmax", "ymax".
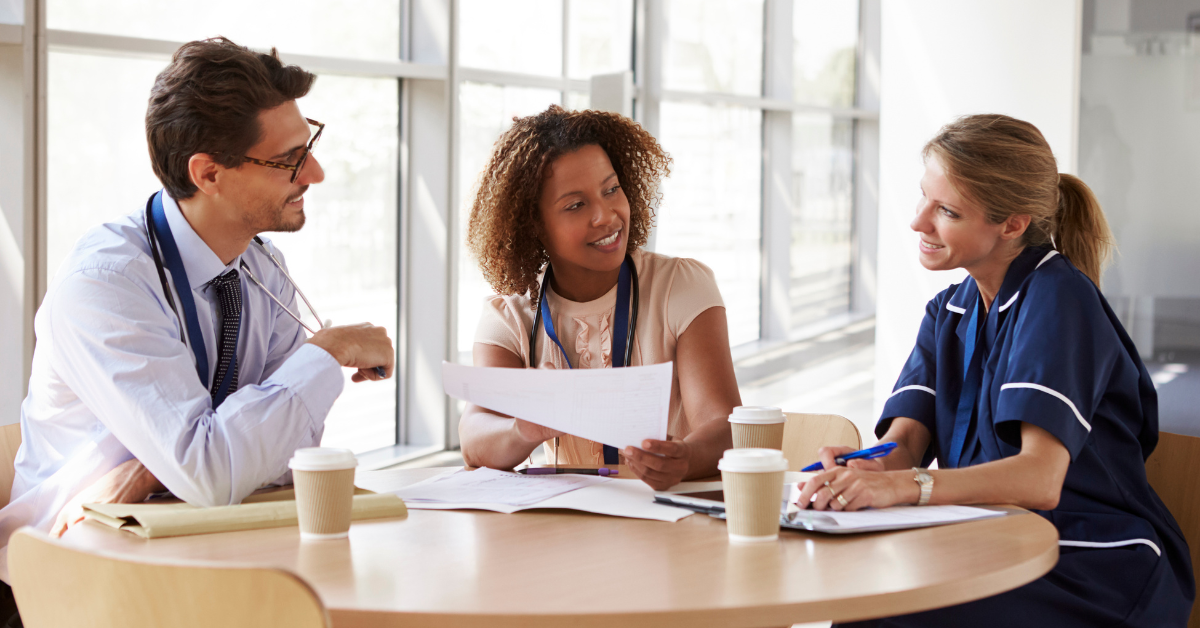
[
  {"xmin": 51, "ymin": 458, "xmax": 166, "ymax": 537},
  {"xmin": 623, "ymin": 439, "xmax": 691, "ymax": 491},
  {"xmin": 307, "ymin": 323, "xmax": 395, "ymax": 382}
]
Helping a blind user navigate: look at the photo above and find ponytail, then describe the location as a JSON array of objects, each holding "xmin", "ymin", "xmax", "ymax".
[{"xmin": 1055, "ymin": 174, "xmax": 1114, "ymax": 286}]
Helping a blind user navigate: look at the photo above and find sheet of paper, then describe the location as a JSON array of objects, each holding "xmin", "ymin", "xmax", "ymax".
[
  {"xmin": 442, "ymin": 361, "xmax": 672, "ymax": 450},
  {"xmin": 393, "ymin": 468, "xmax": 607, "ymax": 507},
  {"xmin": 784, "ymin": 504, "xmax": 1005, "ymax": 534}
]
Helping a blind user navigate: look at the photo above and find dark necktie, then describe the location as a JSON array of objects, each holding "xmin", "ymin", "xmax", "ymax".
[{"xmin": 209, "ymin": 269, "xmax": 241, "ymax": 406}]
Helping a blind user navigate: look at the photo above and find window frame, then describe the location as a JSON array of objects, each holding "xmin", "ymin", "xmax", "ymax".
[{"xmin": 9, "ymin": 0, "xmax": 880, "ymax": 466}]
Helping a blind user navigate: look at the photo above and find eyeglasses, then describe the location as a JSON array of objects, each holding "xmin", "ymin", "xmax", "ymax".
[{"xmin": 241, "ymin": 118, "xmax": 324, "ymax": 183}]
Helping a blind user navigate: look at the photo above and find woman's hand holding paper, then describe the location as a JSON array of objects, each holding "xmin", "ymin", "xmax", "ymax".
[{"xmin": 623, "ymin": 439, "xmax": 691, "ymax": 490}]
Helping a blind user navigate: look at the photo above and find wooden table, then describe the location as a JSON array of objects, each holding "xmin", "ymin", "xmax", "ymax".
[{"xmin": 60, "ymin": 467, "xmax": 1059, "ymax": 628}]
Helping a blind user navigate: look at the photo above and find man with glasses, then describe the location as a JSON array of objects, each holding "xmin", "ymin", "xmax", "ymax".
[{"xmin": 0, "ymin": 37, "xmax": 393, "ymax": 614}]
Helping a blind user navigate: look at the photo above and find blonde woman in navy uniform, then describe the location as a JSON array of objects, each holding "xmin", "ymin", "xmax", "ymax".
[{"xmin": 798, "ymin": 114, "xmax": 1193, "ymax": 627}]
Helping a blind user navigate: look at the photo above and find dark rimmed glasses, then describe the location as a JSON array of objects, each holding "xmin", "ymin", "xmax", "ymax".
[{"xmin": 242, "ymin": 118, "xmax": 324, "ymax": 183}]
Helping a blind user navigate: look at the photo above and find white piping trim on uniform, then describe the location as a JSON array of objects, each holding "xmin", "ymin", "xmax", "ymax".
[
  {"xmin": 946, "ymin": 303, "xmax": 965, "ymax": 314},
  {"xmin": 1059, "ymin": 539, "xmax": 1161, "ymax": 557},
  {"xmin": 1036, "ymin": 250, "xmax": 1059, "ymax": 269},
  {"xmin": 998, "ymin": 292, "xmax": 1020, "ymax": 312},
  {"xmin": 889, "ymin": 385, "xmax": 936, "ymax": 399},
  {"xmin": 999, "ymin": 383, "xmax": 1091, "ymax": 432}
]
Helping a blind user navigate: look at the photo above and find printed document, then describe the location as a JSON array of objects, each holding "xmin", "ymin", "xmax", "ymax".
[
  {"xmin": 442, "ymin": 361, "xmax": 672, "ymax": 450},
  {"xmin": 374, "ymin": 468, "xmax": 694, "ymax": 523},
  {"xmin": 782, "ymin": 504, "xmax": 1006, "ymax": 534},
  {"xmin": 394, "ymin": 468, "xmax": 607, "ymax": 507}
]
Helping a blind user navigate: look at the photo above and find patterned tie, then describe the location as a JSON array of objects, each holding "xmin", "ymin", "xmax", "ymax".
[{"xmin": 209, "ymin": 269, "xmax": 241, "ymax": 405}]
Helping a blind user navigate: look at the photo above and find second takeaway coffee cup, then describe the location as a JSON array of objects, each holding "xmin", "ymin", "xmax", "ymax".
[
  {"xmin": 719, "ymin": 448, "xmax": 788, "ymax": 543},
  {"xmin": 729, "ymin": 406, "xmax": 786, "ymax": 450},
  {"xmin": 289, "ymin": 447, "xmax": 358, "ymax": 541}
]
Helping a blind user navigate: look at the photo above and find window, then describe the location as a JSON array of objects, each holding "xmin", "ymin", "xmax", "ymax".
[
  {"xmin": 43, "ymin": 1, "xmax": 403, "ymax": 454},
  {"xmin": 657, "ymin": 102, "xmax": 763, "ymax": 345},
  {"xmin": 13, "ymin": 0, "xmax": 877, "ymax": 463},
  {"xmin": 791, "ymin": 115, "xmax": 854, "ymax": 329}
]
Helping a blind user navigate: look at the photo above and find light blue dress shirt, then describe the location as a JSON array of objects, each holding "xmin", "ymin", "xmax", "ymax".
[{"xmin": 0, "ymin": 191, "xmax": 344, "ymax": 574}]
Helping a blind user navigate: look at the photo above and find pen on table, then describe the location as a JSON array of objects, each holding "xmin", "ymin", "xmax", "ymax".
[
  {"xmin": 519, "ymin": 468, "xmax": 619, "ymax": 476},
  {"xmin": 800, "ymin": 442, "xmax": 898, "ymax": 472}
]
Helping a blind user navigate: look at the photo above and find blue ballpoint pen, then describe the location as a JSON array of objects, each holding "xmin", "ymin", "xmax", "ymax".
[{"xmin": 800, "ymin": 441, "xmax": 898, "ymax": 472}]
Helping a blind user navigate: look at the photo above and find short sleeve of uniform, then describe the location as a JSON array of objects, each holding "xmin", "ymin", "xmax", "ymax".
[
  {"xmin": 993, "ymin": 273, "xmax": 1114, "ymax": 460},
  {"xmin": 877, "ymin": 293, "xmax": 942, "ymax": 439},
  {"xmin": 665, "ymin": 258, "xmax": 725, "ymax": 339},
  {"xmin": 473, "ymin": 295, "xmax": 524, "ymax": 358}
]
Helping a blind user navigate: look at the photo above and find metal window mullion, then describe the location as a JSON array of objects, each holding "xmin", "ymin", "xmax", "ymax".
[
  {"xmin": 43, "ymin": 28, "xmax": 448, "ymax": 80},
  {"xmin": 26, "ymin": 0, "xmax": 46, "ymax": 388},
  {"xmin": 444, "ymin": 0, "xmax": 461, "ymax": 449},
  {"xmin": 759, "ymin": 0, "xmax": 793, "ymax": 343}
]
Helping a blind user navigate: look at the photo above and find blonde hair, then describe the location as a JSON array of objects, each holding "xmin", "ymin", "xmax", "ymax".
[{"xmin": 923, "ymin": 114, "xmax": 1114, "ymax": 285}]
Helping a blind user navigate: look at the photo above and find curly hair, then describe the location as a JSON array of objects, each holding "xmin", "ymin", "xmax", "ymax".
[{"xmin": 466, "ymin": 105, "xmax": 671, "ymax": 309}]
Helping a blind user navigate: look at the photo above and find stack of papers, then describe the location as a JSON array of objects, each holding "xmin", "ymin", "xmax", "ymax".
[
  {"xmin": 367, "ymin": 468, "xmax": 694, "ymax": 523},
  {"xmin": 394, "ymin": 468, "xmax": 608, "ymax": 507},
  {"xmin": 781, "ymin": 504, "xmax": 1006, "ymax": 534}
]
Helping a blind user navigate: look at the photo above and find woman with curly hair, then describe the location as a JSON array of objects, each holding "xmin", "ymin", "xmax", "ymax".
[{"xmin": 459, "ymin": 105, "xmax": 741, "ymax": 490}]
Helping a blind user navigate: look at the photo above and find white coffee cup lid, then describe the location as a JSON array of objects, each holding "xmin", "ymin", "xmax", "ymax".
[
  {"xmin": 728, "ymin": 406, "xmax": 785, "ymax": 424},
  {"xmin": 288, "ymin": 447, "xmax": 358, "ymax": 472},
  {"xmin": 718, "ymin": 448, "xmax": 788, "ymax": 473}
]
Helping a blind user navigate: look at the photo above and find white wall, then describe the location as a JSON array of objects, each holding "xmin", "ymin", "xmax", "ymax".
[{"xmin": 873, "ymin": 1, "xmax": 1083, "ymax": 420}]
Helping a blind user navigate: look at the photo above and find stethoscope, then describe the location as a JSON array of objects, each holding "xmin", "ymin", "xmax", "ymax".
[
  {"xmin": 144, "ymin": 192, "xmax": 384, "ymax": 391},
  {"xmin": 528, "ymin": 254, "xmax": 640, "ymax": 465}
]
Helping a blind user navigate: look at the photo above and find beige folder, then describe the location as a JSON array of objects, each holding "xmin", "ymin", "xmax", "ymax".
[{"xmin": 82, "ymin": 492, "xmax": 407, "ymax": 539}]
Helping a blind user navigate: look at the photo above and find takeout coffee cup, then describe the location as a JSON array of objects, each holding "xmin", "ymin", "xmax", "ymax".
[
  {"xmin": 289, "ymin": 447, "xmax": 358, "ymax": 541},
  {"xmin": 729, "ymin": 406, "xmax": 786, "ymax": 450},
  {"xmin": 719, "ymin": 448, "xmax": 787, "ymax": 543}
]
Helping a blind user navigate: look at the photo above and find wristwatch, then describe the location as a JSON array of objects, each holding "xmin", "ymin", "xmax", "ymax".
[{"xmin": 912, "ymin": 467, "xmax": 933, "ymax": 506}]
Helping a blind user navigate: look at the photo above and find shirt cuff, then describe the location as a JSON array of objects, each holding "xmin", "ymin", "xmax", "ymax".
[
  {"xmin": 265, "ymin": 343, "xmax": 345, "ymax": 434},
  {"xmin": 877, "ymin": 386, "xmax": 938, "ymax": 438}
]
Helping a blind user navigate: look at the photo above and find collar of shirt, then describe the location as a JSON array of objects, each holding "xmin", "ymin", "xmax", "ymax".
[{"xmin": 161, "ymin": 190, "xmax": 244, "ymax": 288}]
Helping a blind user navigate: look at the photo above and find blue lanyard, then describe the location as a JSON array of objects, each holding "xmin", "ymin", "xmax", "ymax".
[
  {"xmin": 948, "ymin": 296, "xmax": 984, "ymax": 468},
  {"xmin": 147, "ymin": 191, "xmax": 239, "ymax": 407},
  {"xmin": 538, "ymin": 257, "xmax": 633, "ymax": 369},
  {"xmin": 536, "ymin": 256, "xmax": 635, "ymax": 464}
]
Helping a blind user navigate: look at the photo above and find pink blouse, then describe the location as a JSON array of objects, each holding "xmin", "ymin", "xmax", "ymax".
[{"xmin": 473, "ymin": 250, "xmax": 726, "ymax": 464}]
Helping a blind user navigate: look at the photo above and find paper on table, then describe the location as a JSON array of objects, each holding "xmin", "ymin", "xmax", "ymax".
[
  {"xmin": 375, "ymin": 468, "xmax": 693, "ymax": 523},
  {"xmin": 393, "ymin": 468, "xmax": 607, "ymax": 507},
  {"xmin": 782, "ymin": 504, "xmax": 1006, "ymax": 534},
  {"xmin": 441, "ymin": 361, "xmax": 672, "ymax": 450}
]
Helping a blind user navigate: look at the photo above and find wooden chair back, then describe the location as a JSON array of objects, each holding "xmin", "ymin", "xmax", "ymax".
[
  {"xmin": 0, "ymin": 422, "xmax": 22, "ymax": 508},
  {"xmin": 1144, "ymin": 431, "xmax": 1200, "ymax": 628},
  {"xmin": 8, "ymin": 528, "xmax": 329, "ymax": 628},
  {"xmin": 781, "ymin": 412, "xmax": 862, "ymax": 472}
]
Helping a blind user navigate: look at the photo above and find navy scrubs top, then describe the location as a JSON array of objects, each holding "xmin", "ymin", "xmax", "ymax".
[{"xmin": 870, "ymin": 245, "xmax": 1193, "ymax": 627}]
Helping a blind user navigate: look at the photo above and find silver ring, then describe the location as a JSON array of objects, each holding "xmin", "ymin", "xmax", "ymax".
[{"xmin": 836, "ymin": 493, "xmax": 849, "ymax": 508}]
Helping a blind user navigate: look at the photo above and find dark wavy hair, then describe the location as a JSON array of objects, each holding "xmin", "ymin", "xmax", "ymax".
[
  {"xmin": 146, "ymin": 37, "xmax": 316, "ymax": 200},
  {"xmin": 466, "ymin": 105, "xmax": 671, "ymax": 308}
]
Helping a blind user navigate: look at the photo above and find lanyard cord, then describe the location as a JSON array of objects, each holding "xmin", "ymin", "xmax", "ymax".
[
  {"xmin": 145, "ymin": 191, "xmax": 238, "ymax": 403},
  {"xmin": 528, "ymin": 255, "xmax": 639, "ymax": 369},
  {"xmin": 528, "ymin": 255, "xmax": 639, "ymax": 465}
]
